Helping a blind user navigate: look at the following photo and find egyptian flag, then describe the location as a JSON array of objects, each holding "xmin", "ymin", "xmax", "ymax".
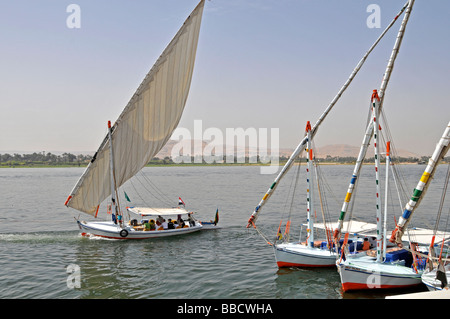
[{"xmin": 178, "ymin": 197, "xmax": 185, "ymax": 207}]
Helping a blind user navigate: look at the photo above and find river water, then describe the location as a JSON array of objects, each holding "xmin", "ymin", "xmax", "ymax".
[{"xmin": 0, "ymin": 164, "xmax": 447, "ymax": 300}]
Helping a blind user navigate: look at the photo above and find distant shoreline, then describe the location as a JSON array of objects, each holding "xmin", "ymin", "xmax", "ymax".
[{"xmin": 0, "ymin": 161, "xmax": 427, "ymax": 168}]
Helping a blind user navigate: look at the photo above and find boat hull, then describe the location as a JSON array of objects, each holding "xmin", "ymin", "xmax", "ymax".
[
  {"xmin": 337, "ymin": 256, "xmax": 423, "ymax": 292},
  {"xmin": 275, "ymin": 243, "xmax": 337, "ymax": 268},
  {"xmin": 77, "ymin": 220, "xmax": 202, "ymax": 240}
]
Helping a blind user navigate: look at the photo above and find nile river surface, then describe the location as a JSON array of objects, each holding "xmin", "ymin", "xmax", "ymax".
[{"xmin": 0, "ymin": 164, "xmax": 448, "ymax": 299}]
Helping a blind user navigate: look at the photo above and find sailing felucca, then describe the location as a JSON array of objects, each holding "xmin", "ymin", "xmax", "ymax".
[{"xmin": 64, "ymin": 1, "xmax": 211, "ymax": 239}]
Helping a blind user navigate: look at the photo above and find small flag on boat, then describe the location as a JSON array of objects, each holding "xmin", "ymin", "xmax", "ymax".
[
  {"xmin": 276, "ymin": 230, "xmax": 283, "ymax": 241},
  {"xmin": 178, "ymin": 197, "xmax": 185, "ymax": 206},
  {"xmin": 214, "ymin": 208, "xmax": 219, "ymax": 225},
  {"xmin": 124, "ymin": 191, "xmax": 131, "ymax": 202}
]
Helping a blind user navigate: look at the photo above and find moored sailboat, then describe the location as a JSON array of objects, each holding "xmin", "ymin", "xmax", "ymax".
[
  {"xmin": 333, "ymin": 0, "xmax": 439, "ymax": 292},
  {"xmin": 64, "ymin": 1, "xmax": 213, "ymax": 239},
  {"xmin": 274, "ymin": 122, "xmax": 339, "ymax": 267},
  {"xmin": 338, "ymin": 121, "xmax": 449, "ymax": 292},
  {"xmin": 274, "ymin": 122, "xmax": 377, "ymax": 268}
]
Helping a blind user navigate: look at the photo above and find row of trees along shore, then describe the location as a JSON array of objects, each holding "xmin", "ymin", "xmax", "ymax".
[{"xmin": 1, "ymin": 152, "xmax": 448, "ymax": 167}]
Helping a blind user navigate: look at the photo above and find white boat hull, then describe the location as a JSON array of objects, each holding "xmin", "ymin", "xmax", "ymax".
[
  {"xmin": 77, "ymin": 220, "xmax": 202, "ymax": 240},
  {"xmin": 337, "ymin": 256, "xmax": 423, "ymax": 292},
  {"xmin": 275, "ymin": 243, "xmax": 337, "ymax": 268}
]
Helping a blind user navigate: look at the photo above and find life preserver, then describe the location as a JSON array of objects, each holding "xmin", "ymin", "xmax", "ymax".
[{"xmin": 119, "ymin": 229, "xmax": 129, "ymax": 238}]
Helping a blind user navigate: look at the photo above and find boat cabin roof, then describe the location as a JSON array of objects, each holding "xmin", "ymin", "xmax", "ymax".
[
  {"xmin": 305, "ymin": 220, "xmax": 378, "ymax": 235},
  {"xmin": 127, "ymin": 207, "xmax": 191, "ymax": 217},
  {"xmin": 404, "ymin": 227, "xmax": 450, "ymax": 245}
]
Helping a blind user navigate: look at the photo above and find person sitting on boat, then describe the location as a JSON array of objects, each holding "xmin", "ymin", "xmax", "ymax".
[
  {"xmin": 144, "ymin": 220, "xmax": 156, "ymax": 231},
  {"xmin": 362, "ymin": 238, "xmax": 371, "ymax": 251},
  {"xmin": 167, "ymin": 219, "xmax": 175, "ymax": 229},
  {"xmin": 156, "ymin": 215, "xmax": 164, "ymax": 224},
  {"xmin": 176, "ymin": 215, "xmax": 185, "ymax": 228},
  {"xmin": 161, "ymin": 220, "xmax": 168, "ymax": 230},
  {"xmin": 187, "ymin": 213, "xmax": 195, "ymax": 227}
]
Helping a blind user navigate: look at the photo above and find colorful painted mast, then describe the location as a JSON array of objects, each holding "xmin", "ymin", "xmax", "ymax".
[
  {"xmin": 372, "ymin": 94, "xmax": 383, "ymax": 263},
  {"xmin": 246, "ymin": 2, "xmax": 411, "ymax": 228},
  {"xmin": 390, "ymin": 121, "xmax": 450, "ymax": 247},
  {"xmin": 305, "ymin": 121, "xmax": 314, "ymax": 247},
  {"xmin": 333, "ymin": 0, "xmax": 415, "ymax": 241},
  {"xmin": 383, "ymin": 141, "xmax": 391, "ymax": 261}
]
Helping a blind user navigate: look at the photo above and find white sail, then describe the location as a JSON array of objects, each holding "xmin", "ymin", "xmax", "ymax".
[{"xmin": 65, "ymin": 0, "xmax": 205, "ymax": 216}]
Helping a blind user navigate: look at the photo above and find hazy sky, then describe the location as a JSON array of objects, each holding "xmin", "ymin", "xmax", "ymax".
[{"xmin": 0, "ymin": 0, "xmax": 448, "ymax": 156}]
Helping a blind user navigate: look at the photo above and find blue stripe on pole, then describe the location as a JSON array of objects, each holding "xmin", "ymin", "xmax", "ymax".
[{"xmin": 402, "ymin": 209, "xmax": 412, "ymax": 219}]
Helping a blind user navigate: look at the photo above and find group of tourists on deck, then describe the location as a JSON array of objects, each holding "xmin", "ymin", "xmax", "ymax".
[{"xmin": 130, "ymin": 213, "xmax": 196, "ymax": 231}]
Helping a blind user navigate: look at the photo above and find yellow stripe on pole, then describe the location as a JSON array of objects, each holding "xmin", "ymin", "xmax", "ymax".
[
  {"xmin": 420, "ymin": 172, "xmax": 430, "ymax": 184},
  {"xmin": 344, "ymin": 192, "xmax": 352, "ymax": 203}
]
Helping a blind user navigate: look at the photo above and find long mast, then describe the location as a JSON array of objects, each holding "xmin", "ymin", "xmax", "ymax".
[
  {"xmin": 333, "ymin": 0, "xmax": 415, "ymax": 241},
  {"xmin": 306, "ymin": 122, "xmax": 314, "ymax": 247},
  {"xmin": 390, "ymin": 121, "xmax": 450, "ymax": 246},
  {"xmin": 383, "ymin": 141, "xmax": 391, "ymax": 261},
  {"xmin": 246, "ymin": 2, "xmax": 410, "ymax": 228},
  {"xmin": 107, "ymin": 120, "xmax": 121, "ymax": 225},
  {"xmin": 372, "ymin": 95, "xmax": 383, "ymax": 263}
]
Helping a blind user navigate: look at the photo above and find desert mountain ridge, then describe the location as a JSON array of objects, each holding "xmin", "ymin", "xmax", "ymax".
[{"xmin": 154, "ymin": 140, "xmax": 421, "ymax": 159}]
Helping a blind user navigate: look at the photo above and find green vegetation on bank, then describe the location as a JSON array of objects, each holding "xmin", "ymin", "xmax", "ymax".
[{"xmin": 1, "ymin": 152, "xmax": 447, "ymax": 168}]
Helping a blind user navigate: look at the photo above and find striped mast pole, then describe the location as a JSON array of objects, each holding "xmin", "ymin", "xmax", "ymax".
[
  {"xmin": 383, "ymin": 141, "xmax": 391, "ymax": 261},
  {"xmin": 246, "ymin": 2, "xmax": 410, "ymax": 228},
  {"xmin": 390, "ymin": 122, "xmax": 450, "ymax": 247},
  {"xmin": 305, "ymin": 121, "xmax": 314, "ymax": 247},
  {"xmin": 333, "ymin": 0, "xmax": 415, "ymax": 242},
  {"xmin": 372, "ymin": 93, "xmax": 383, "ymax": 263}
]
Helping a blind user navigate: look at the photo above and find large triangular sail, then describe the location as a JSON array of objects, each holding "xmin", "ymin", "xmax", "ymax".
[{"xmin": 65, "ymin": 0, "xmax": 205, "ymax": 216}]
